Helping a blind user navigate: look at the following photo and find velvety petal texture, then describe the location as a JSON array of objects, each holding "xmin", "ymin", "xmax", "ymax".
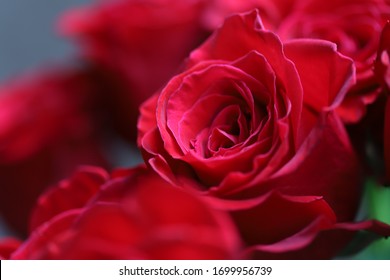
[
  {"xmin": 139, "ymin": 10, "xmax": 357, "ymax": 200},
  {"xmin": 138, "ymin": 10, "xmax": 390, "ymax": 258}
]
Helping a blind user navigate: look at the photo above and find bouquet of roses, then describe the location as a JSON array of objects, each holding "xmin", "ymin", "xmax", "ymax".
[{"xmin": 1, "ymin": 0, "xmax": 390, "ymax": 260}]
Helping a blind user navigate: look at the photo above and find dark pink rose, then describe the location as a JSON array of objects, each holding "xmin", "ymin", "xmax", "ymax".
[
  {"xmin": 59, "ymin": 0, "xmax": 210, "ymax": 141},
  {"xmin": 138, "ymin": 10, "xmax": 390, "ymax": 258},
  {"xmin": 0, "ymin": 67, "xmax": 108, "ymax": 234},
  {"xmin": 11, "ymin": 166, "xmax": 241, "ymax": 259}
]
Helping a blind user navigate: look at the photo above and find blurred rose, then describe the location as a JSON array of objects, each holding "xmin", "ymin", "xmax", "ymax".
[
  {"xmin": 0, "ymin": 67, "xmax": 109, "ymax": 234},
  {"xmin": 202, "ymin": 0, "xmax": 297, "ymax": 30},
  {"xmin": 138, "ymin": 10, "xmax": 390, "ymax": 258},
  {"xmin": 11, "ymin": 166, "xmax": 241, "ymax": 259},
  {"xmin": 59, "ymin": 0, "xmax": 210, "ymax": 141},
  {"xmin": 276, "ymin": 0, "xmax": 390, "ymax": 123}
]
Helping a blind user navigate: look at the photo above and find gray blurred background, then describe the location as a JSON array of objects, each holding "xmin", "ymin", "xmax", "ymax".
[
  {"xmin": 0, "ymin": 0, "xmax": 90, "ymax": 81},
  {"xmin": 0, "ymin": 0, "xmax": 91, "ymax": 237}
]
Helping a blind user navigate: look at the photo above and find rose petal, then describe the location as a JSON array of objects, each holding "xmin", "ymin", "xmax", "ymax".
[
  {"xmin": 249, "ymin": 219, "xmax": 390, "ymax": 259},
  {"xmin": 269, "ymin": 111, "xmax": 362, "ymax": 222},
  {"xmin": 284, "ymin": 39, "xmax": 355, "ymax": 142},
  {"xmin": 231, "ymin": 191, "xmax": 337, "ymax": 246},
  {"xmin": 29, "ymin": 166, "xmax": 109, "ymax": 232},
  {"xmin": 0, "ymin": 238, "xmax": 22, "ymax": 260},
  {"xmin": 11, "ymin": 210, "xmax": 80, "ymax": 259}
]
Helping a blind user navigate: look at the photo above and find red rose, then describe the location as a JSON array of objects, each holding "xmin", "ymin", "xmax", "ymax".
[
  {"xmin": 138, "ymin": 10, "xmax": 390, "ymax": 258},
  {"xmin": 139, "ymin": 9, "xmax": 357, "ymax": 211},
  {"xmin": 11, "ymin": 166, "xmax": 241, "ymax": 259},
  {"xmin": 59, "ymin": 0, "xmax": 210, "ymax": 141},
  {"xmin": 0, "ymin": 67, "xmax": 108, "ymax": 234}
]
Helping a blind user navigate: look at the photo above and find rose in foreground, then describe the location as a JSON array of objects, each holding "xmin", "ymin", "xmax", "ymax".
[
  {"xmin": 8, "ymin": 166, "xmax": 241, "ymax": 259},
  {"xmin": 138, "ymin": 10, "xmax": 390, "ymax": 258}
]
